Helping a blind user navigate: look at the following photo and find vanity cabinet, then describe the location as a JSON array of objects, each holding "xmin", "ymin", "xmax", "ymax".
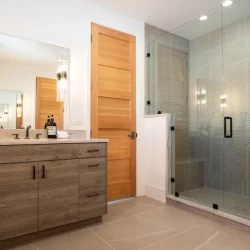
[
  {"xmin": 38, "ymin": 160, "xmax": 79, "ymax": 231},
  {"xmin": 0, "ymin": 142, "xmax": 107, "ymax": 243},
  {"xmin": 0, "ymin": 163, "xmax": 38, "ymax": 241}
]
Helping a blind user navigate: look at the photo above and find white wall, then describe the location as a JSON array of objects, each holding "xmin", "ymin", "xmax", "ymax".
[
  {"xmin": 0, "ymin": 61, "xmax": 56, "ymax": 128},
  {"xmin": 0, "ymin": 0, "xmax": 145, "ymax": 196}
]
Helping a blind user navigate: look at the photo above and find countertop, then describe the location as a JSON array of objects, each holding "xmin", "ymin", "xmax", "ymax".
[{"xmin": 0, "ymin": 138, "xmax": 109, "ymax": 146}]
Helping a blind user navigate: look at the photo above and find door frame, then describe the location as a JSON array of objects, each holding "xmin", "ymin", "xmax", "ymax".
[{"xmin": 91, "ymin": 23, "xmax": 137, "ymax": 198}]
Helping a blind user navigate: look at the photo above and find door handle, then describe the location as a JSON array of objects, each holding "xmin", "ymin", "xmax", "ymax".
[
  {"xmin": 128, "ymin": 131, "xmax": 137, "ymax": 139},
  {"xmin": 87, "ymin": 193, "xmax": 100, "ymax": 198},
  {"xmin": 224, "ymin": 117, "xmax": 233, "ymax": 138},
  {"xmin": 33, "ymin": 166, "xmax": 36, "ymax": 180},
  {"xmin": 42, "ymin": 165, "xmax": 46, "ymax": 179}
]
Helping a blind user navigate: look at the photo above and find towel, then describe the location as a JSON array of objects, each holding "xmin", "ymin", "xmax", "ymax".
[{"xmin": 57, "ymin": 130, "xmax": 69, "ymax": 139}]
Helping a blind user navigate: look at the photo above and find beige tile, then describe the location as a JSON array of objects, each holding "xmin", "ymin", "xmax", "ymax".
[
  {"xmin": 108, "ymin": 229, "xmax": 177, "ymax": 250},
  {"xmin": 103, "ymin": 197, "xmax": 160, "ymax": 223},
  {"xmin": 177, "ymin": 203, "xmax": 212, "ymax": 220},
  {"xmin": 134, "ymin": 196, "xmax": 166, "ymax": 208},
  {"xmin": 200, "ymin": 226, "xmax": 250, "ymax": 250},
  {"xmin": 32, "ymin": 229, "xmax": 113, "ymax": 250},
  {"xmin": 138, "ymin": 205, "xmax": 210, "ymax": 233},
  {"xmin": 143, "ymin": 221, "xmax": 225, "ymax": 250},
  {"xmin": 92, "ymin": 212, "xmax": 168, "ymax": 242},
  {"xmin": 11, "ymin": 246, "xmax": 35, "ymax": 250}
]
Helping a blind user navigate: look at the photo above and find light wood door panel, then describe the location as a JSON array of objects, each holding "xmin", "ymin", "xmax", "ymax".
[
  {"xmin": 91, "ymin": 24, "xmax": 136, "ymax": 201},
  {"xmin": 38, "ymin": 160, "xmax": 78, "ymax": 231},
  {"xmin": 0, "ymin": 163, "xmax": 38, "ymax": 241},
  {"xmin": 36, "ymin": 77, "xmax": 63, "ymax": 129}
]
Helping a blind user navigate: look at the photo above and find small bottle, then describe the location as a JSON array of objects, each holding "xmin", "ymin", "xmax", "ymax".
[
  {"xmin": 44, "ymin": 116, "xmax": 50, "ymax": 129},
  {"xmin": 47, "ymin": 115, "xmax": 57, "ymax": 139}
]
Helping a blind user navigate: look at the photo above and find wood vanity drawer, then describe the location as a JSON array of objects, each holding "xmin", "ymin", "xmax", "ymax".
[
  {"xmin": 79, "ymin": 186, "xmax": 106, "ymax": 221},
  {"xmin": 79, "ymin": 158, "xmax": 106, "ymax": 189},
  {"xmin": 0, "ymin": 143, "xmax": 106, "ymax": 163}
]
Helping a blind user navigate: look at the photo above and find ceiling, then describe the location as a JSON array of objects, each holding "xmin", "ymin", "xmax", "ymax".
[{"xmin": 86, "ymin": 0, "xmax": 224, "ymax": 31}]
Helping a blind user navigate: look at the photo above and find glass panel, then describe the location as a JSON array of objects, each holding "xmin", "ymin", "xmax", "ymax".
[
  {"xmin": 222, "ymin": 0, "xmax": 250, "ymax": 218},
  {"xmin": 170, "ymin": 6, "xmax": 224, "ymax": 208}
]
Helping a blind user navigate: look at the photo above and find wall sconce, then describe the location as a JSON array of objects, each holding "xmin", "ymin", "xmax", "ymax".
[
  {"xmin": 4, "ymin": 105, "xmax": 8, "ymax": 116},
  {"xmin": 16, "ymin": 93, "xmax": 23, "ymax": 118},
  {"xmin": 220, "ymin": 94, "xmax": 227, "ymax": 108},
  {"xmin": 197, "ymin": 89, "xmax": 207, "ymax": 106},
  {"xmin": 57, "ymin": 60, "xmax": 68, "ymax": 102}
]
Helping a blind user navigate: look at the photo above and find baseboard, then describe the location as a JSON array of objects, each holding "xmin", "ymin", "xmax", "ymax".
[{"xmin": 145, "ymin": 184, "xmax": 166, "ymax": 203}]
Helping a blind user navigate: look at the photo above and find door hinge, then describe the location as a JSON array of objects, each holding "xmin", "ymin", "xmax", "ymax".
[
  {"xmin": 171, "ymin": 126, "xmax": 175, "ymax": 131},
  {"xmin": 147, "ymin": 53, "xmax": 150, "ymax": 57},
  {"xmin": 171, "ymin": 178, "xmax": 175, "ymax": 183},
  {"xmin": 213, "ymin": 204, "xmax": 218, "ymax": 210}
]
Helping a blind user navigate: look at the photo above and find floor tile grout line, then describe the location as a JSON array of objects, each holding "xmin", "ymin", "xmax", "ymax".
[
  {"xmin": 137, "ymin": 220, "xmax": 213, "ymax": 250},
  {"xmin": 108, "ymin": 228, "xmax": 178, "ymax": 242},
  {"xmin": 30, "ymin": 244, "xmax": 39, "ymax": 250},
  {"xmin": 89, "ymin": 228, "xmax": 116, "ymax": 250},
  {"xmin": 103, "ymin": 207, "xmax": 164, "ymax": 225}
]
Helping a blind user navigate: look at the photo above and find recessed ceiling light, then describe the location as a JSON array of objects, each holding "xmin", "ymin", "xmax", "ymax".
[
  {"xmin": 222, "ymin": 0, "xmax": 233, "ymax": 7},
  {"xmin": 199, "ymin": 15, "xmax": 208, "ymax": 21}
]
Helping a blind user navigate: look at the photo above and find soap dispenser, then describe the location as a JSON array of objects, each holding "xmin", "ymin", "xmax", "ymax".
[{"xmin": 47, "ymin": 115, "xmax": 57, "ymax": 139}]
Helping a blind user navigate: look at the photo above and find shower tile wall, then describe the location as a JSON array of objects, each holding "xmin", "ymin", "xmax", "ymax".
[{"xmin": 189, "ymin": 16, "xmax": 250, "ymax": 196}]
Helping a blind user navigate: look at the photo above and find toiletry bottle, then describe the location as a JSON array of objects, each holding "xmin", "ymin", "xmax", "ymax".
[
  {"xmin": 44, "ymin": 115, "xmax": 50, "ymax": 129},
  {"xmin": 47, "ymin": 115, "xmax": 57, "ymax": 139}
]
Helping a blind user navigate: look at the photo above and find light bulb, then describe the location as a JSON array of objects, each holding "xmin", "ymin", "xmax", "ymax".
[
  {"xmin": 199, "ymin": 15, "xmax": 208, "ymax": 21},
  {"xmin": 223, "ymin": 0, "xmax": 233, "ymax": 7}
]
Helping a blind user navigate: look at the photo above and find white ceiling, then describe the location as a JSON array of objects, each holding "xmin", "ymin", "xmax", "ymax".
[{"xmin": 86, "ymin": 0, "xmax": 223, "ymax": 31}]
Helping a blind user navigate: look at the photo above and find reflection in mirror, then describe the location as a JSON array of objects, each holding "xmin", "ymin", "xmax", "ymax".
[
  {"xmin": 0, "ymin": 90, "xmax": 23, "ymax": 129},
  {"xmin": 0, "ymin": 34, "xmax": 69, "ymax": 129}
]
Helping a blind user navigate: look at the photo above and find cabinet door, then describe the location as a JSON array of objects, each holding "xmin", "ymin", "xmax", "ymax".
[
  {"xmin": 0, "ymin": 163, "xmax": 38, "ymax": 241},
  {"xmin": 38, "ymin": 160, "xmax": 78, "ymax": 231}
]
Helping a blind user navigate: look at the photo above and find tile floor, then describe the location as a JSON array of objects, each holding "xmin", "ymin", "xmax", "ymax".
[
  {"xmin": 181, "ymin": 187, "xmax": 250, "ymax": 218},
  {"xmin": 12, "ymin": 196, "xmax": 250, "ymax": 250}
]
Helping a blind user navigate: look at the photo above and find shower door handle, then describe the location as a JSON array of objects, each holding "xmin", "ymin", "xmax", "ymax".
[{"xmin": 224, "ymin": 117, "xmax": 233, "ymax": 138}]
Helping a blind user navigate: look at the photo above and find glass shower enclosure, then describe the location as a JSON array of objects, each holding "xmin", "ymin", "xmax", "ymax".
[{"xmin": 146, "ymin": 0, "xmax": 250, "ymax": 220}]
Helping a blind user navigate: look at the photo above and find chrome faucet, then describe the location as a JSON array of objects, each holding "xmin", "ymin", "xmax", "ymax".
[{"xmin": 25, "ymin": 125, "xmax": 31, "ymax": 139}]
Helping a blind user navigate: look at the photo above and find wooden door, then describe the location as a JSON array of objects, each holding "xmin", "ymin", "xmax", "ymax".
[
  {"xmin": 38, "ymin": 159, "xmax": 78, "ymax": 231},
  {"xmin": 91, "ymin": 24, "xmax": 136, "ymax": 201},
  {"xmin": 36, "ymin": 77, "xmax": 64, "ymax": 129},
  {"xmin": 0, "ymin": 163, "xmax": 38, "ymax": 241}
]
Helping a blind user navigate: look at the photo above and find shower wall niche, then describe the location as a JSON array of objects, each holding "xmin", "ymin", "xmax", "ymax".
[{"xmin": 146, "ymin": 0, "xmax": 250, "ymax": 220}]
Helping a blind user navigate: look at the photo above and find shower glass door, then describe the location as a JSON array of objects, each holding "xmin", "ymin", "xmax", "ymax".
[{"xmin": 222, "ymin": 0, "xmax": 250, "ymax": 218}]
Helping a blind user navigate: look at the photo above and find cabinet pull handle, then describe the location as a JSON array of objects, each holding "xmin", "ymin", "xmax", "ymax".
[
  {"xmin": 87, "ymin": 193, "xmax": 99, "ymax": 198},
  {"xmin": 88, "ymin": 164, "xmax": 100, "ymax": 168},
  {"xmin": 42, "ymin": 165, "xmax": 45, "ymax": 179},
  {"xmin": 87, "ymin": 149, "xmax": 100, "ymax": 153},
  {"xmin": 33, "ymin": 166, "xmax": 36, "ymax": 180}
]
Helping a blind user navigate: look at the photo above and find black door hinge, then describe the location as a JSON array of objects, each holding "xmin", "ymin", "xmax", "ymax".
[
  {"xmin": 147, "ymin": 53, "xmax": 150, "ymax": 57},
  {"xmin": 213, "ymin": 204, "xmax": 218, "ymax": 210},
  {"xmin": 171, "ymin": 126, "xmax": 175, "ymax": 131},
  {"xmin": 171, "ymin": 178, "xmax": 175, "ymax": 183}
]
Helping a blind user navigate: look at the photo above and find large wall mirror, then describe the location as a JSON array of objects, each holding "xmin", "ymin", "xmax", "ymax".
[{"xmin": 0, "ymin": 34, "xmax": 69, "ymax": 129}]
